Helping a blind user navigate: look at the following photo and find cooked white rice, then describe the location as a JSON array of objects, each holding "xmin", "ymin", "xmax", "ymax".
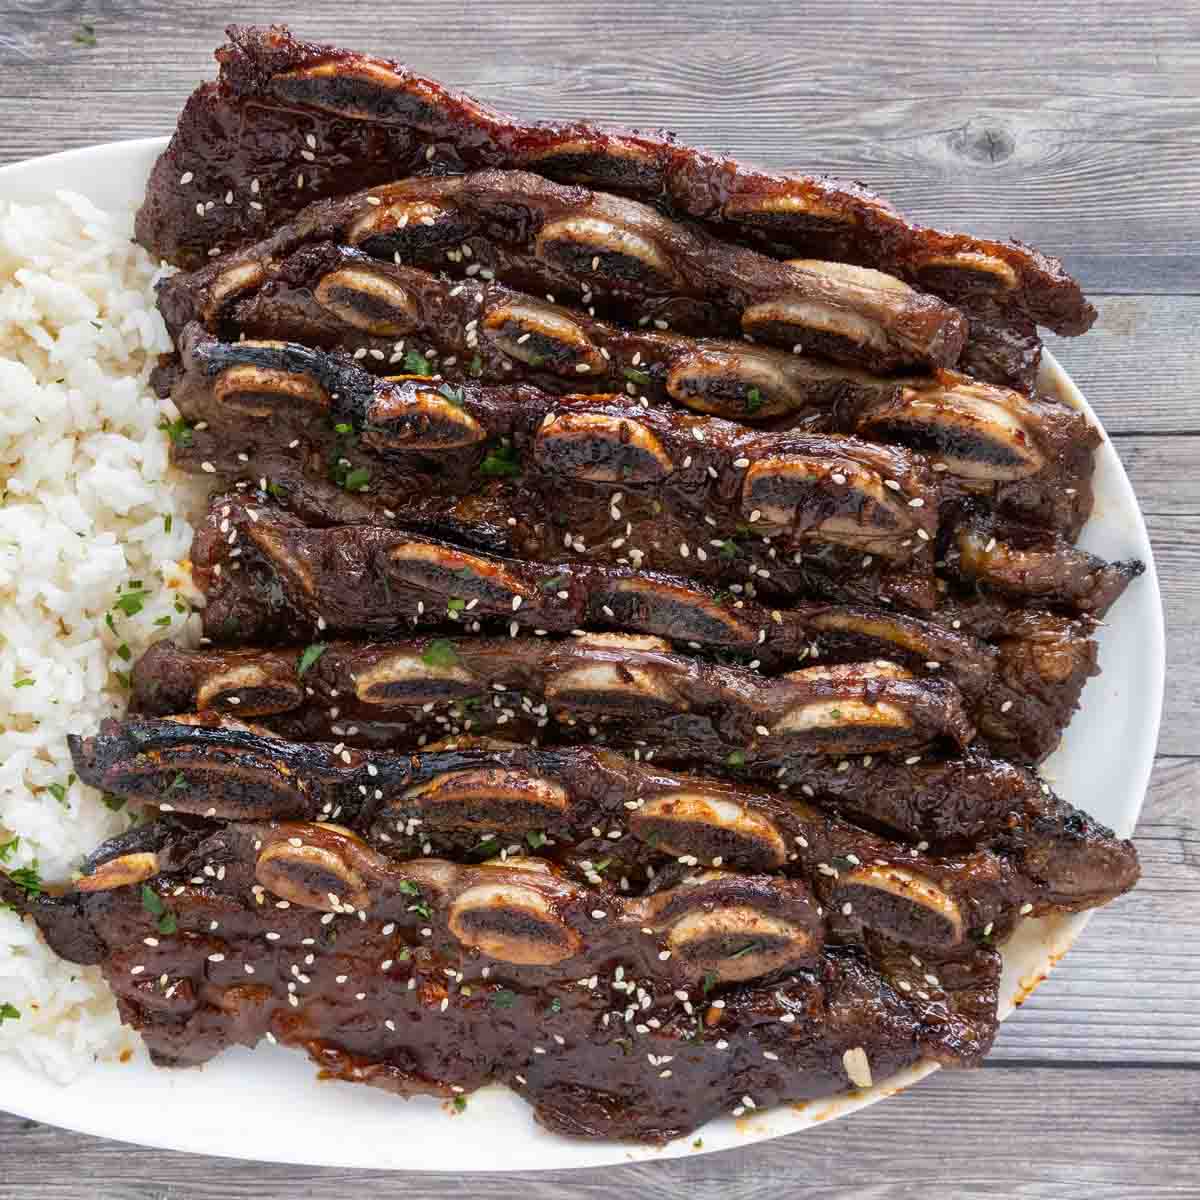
[{"xmin": 0, "ymin": 192, "xmax": 206, "ymax": 1081}]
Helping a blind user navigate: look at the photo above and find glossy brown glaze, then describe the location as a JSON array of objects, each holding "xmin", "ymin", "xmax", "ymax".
[
  {"xmin": 136, "ymin": 25, "xmax": 1094, "ymax": 340},
  {"xmin": 4, "ymin": 816, "xmax": 1002, "ymax": 1142}
]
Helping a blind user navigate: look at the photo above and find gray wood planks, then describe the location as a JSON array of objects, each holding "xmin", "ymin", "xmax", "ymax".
[{"xmin": 0, "ymin": 0, "xmax": 1195, "ymax": 1191}]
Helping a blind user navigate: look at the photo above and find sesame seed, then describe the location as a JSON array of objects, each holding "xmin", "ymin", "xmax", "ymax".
[{"xmin": 1020, "ymin": 902, "xmax": 1034, "ymax": 915}]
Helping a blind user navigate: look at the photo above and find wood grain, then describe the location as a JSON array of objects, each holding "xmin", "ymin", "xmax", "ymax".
[
  {"xmin": 0, "ymin": 0, "xmax": 1195, "ymax": 1191},
  {"xmin": 0, "ymin": 3, "xmax": 1198, "ymax": 291},
  {"xmin": 0, "ymin": 1067, "xmax": 1195, "ymax": 1199}
]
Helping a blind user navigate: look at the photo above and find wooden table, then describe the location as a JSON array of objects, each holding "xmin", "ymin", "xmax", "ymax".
[{"xmin": 0, "ymin": 3, "xmax": 1195, "ymax": 1195}]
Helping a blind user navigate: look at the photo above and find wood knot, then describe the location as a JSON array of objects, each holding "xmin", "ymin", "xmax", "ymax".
[{"xmin": 948, "ymin": 122, "xmax": 1015, "ymax": 165}]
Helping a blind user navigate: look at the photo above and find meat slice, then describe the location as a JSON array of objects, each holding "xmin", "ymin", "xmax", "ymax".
[
  {"xmin": 191, "ymin": 489, "xmax": 945, "ymax": 653},
  {"xmin": 161, "ymin": 255, "xmax": 1095, "ymax": 537},
  {"xmin": 946, "ymin": 516, "xmax": 1145, "ymax": 617},
  {"xmin": 136, "ymin": 24, "xmax": 1094, "ymax": 341},
  {"xmin": 159, "ymin": 242, "xmax": 906, "ymax": 425},
  {"xmin": 128, "ymin": 634, "xmax": 976, "ymax": 762},
  {"xmin": 68, "ymin": 716, "xmax": 1139, "ymax": 916},
  {"xmin": 167, "ymin": 169, "xmax": 967, "ymax": 373},
  {"xmin": 1, "ymin": 822, "xmax": 1001, "ymax": 1140}
]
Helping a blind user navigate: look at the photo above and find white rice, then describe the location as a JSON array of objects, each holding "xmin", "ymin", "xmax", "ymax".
[{"xmin": 0, "ymin": 192, "xmax": 206, "ymax": 1081}]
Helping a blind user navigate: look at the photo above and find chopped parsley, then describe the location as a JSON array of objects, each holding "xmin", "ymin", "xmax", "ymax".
[
  {"xmin": 116, "ymin": 643, "xmax": 132, "ymax": 662},
  {"xmin": 141, "ymin": 885, "xmax": 176, "ymax": 934},
  {"xmin": 113, "ymin": 586, "xmax": 148, "ymax": 617},
  {"xmin": 0, "ymin": 837, "xmax": 18, "ymax": 863},
  {"xmin": 540, "ymin": 574, "xmax": 568, "ymax": 591},
  {"xmin": 403, "ymin": 349, "xmax": 433, "ymax": 376},
  {"xmin": 154, "ymin": 615, "xmax": 172, "ymax": 627},
  {"xmin": 45, "ymin": 776, "xmax": 74, "ymax": 807},
  {"xmin": 446, "ymin": 598, "xmax": 466, "ymax": 615},
  {"xmin": 157, "ymin": 417, "xmax": 193, "ymax": 447},
  {"xmin": 12, "ymin": 678, "xmax": 34, "ymax": 689},
  {"xmin": 342, "ymin": 466, "xmax": 371, "ymax": 492},
  {"xmin": 9, "ymin": 864, "xmax": 42, "ymax": 897},
  {"xmin": 397, "ymin": 880, "xmax": 421, "ymax": 896},
  {"xmin": 525, "ymin": 831, "xmax": 548, "ymax": 850},
  {"xmin": 0, "ymin": 1003, "xmax": 19, "ymax": 1025},
  {"xmin": 333, "ymin": 422, "xmax": 353, "ymax": 435},
  {"xmin": 725, "ymin": 750, "xmax": 747, "ymax": 769},
  {"xmin": 421, "ymin": 639, "xmax": 459, "ymax": 669},
  {"xmin": 744, "ymin": 386, "xmax": 765, "ymax": 414},
  {"xmin": 452, "ymin": 1095, "xmax": 468, "ymax": 1113},
  {"xmin": 623, "ymin": 367, "xmax": 652, "ymax": 387},
  {"xmin": 101, "ymin": 794, "xmax": 126, "ymax": 813},
  {"xmin": 296, "ymin": 643, "xmax": 328, "ymax": 676},
  {"xmin": 479, "ymin": 441, "xmax": 520, "ymax": 478},
  {"xmin": 74, "ymin": 23, "xmax": 97, "ymax": 47},
  {"xmin": 164, "ymin": 772, "xmax": 188, "ymax": 795},
  {"xmin": 717, "ymin": 539, "xmax": 738, "ymax": 561},
  {"xmin": 729, "ymin": 940, "xmax": 763, "ymax": 959},
  {"xmin": 491, "ymin": 989, "xmax": 517, "ymax": 1009},
  {"xmin": 437, "ymin": 384, "xmax": 465, "ymax": 408},
  {"xmin": 592, "ymin": 857, "xmax": 611, "ymax": 874},
  {"xmin": 265, "ymin": 479, "xmax": 285, "ymax": 499}
]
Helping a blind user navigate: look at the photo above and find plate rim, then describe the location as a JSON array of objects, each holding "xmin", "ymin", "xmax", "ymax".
[{"xmin": 0, "ymin": 136, "xmax": 1166, "ymax": 1171}]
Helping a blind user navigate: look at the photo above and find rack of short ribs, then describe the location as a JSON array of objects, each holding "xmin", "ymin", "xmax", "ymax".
[
  {"xmin": 137, "ymin": 24, "xmax": 1096, "ymax": 392},
  {"xmin": 0, "ymin": 716, "xmax": 1134, "ymax": 1141}
]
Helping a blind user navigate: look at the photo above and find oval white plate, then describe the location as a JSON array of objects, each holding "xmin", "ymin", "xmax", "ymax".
[{"xmin": 0, "ymin": 138, "xmax": 1164, "ymax": 1170}]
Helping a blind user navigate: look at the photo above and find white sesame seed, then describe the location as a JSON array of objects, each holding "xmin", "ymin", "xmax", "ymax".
[{"xmin": 1020, "ymin": 902, "xmax": 1034, "ymax": 915}]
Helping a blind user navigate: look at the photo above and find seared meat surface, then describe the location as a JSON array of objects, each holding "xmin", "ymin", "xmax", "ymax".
[
  {"xmin": 1, "ymin": 819, "xmax": 1002, "ymax": 1140},
  {"xmin": 3, "ymin": 25, "xmax": 1143, "ymax": 1140},
  {"xmin": 137, "ymin": 25, "xmax": 1094, "ymax": 340}
]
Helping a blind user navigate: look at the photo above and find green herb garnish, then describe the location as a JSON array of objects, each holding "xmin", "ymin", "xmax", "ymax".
[
  {"xmin": 623, "ymin": 367, "xmax": 652, "ymax": 387},
  {"xmin": 157, "ymin": 911, "xmax": 178, "ymax": 935},
  {"xmin": 725, "ymin": 750, "xmax": 747, "ymax": 769},
  {"xmin": 452, "ymin": 1095, "xmax": 468, "ymax": 1113},
  {"xmin": 729, "ymin": 940, "xmax": 763, "ymax": 959},
  {"xmin": 157, "ymin": 417, "xmax": 193, "ymax": 448},
  {"xmin": 296, "ymin": 643, "xmax": 328, "ymax": 676},
  {"xmin": 479, "ymin": 441, "xmax": 520, "ymax": 478},
  {"xmin": 421, "ymin": 639, "xmax": 459, "ymax": 669},
  {"xmin": 446, "ymin": 598, "xmax": 466, "ymax": 615},
  {"xmin": 9, "ymin": 864, "xmax": 41, "ymax": 898},
  {"xmin": 717, "ymin": 540, "xmax": 738, "ymax": 561},
  {"xmin": 46, "ymin": 780, "xmax": 70, "ymax": 807},
  {"xmin": 333, "ymin": 422, "xmax": 353, "ymax": 435},
  {"xmin": 116, "ymin": 643, "xmax": 132, "ymax": 662},
  {"xmin": 491, "ymin": 989, "xmax": 517, "ymax": 1009},
  {"xmin": 547, "ymin": 997, "xmax": 562, "ymax": 1014},
  {"xmin": 163, "ymin": 514, "xmax": 173, "ymax": 534},
  {"xmin": 468, "ymin": 354, "xmax": 483, "ymax": 378},
  {"xmin": 113, "ymin": 588, "xmax": 148, "ymax": 617},
  {"xmin": 397, "ymin": 881, "xmax": 420, "ymax": 896},
  {"xmin": 265, "ymin": 480, "xmax": 285, "ymax": 499},
  {"xmin": 0, "ymin": 837, "xmax": 18, "ymax": 863},
  {"xmin": 342, "ymin": 466, "xmax": 371, "ymax": 492},
  {"xmin": 140, "ymin": 885, "xmax": 165, "ymax": 917},
  {"xmin": 74, "ymin": 23, "xmax": 97, "ymax": 47},
  {"xmin": 101, "ymin": 794, "xmax": 126, "ymax": 813},
  {"xmin": 0, "ymin": 1003, "xmax": 19, "ymax": 1024},
  {"xmin": 525, "ymin": 831, "xmax": 548, "ymax": 850},
  {"xmin": 403, "ymin": 349, "xmax": 433, "ymax": 376},
  {"xmin": 12, "ymin": 678, "xmax": 33, "ymax": 689},
  {"xmin": 701, "ymin": 970, "xmax": 719, "ymax": 995},
  {"xmin": 541, "ymin": 575, "xmax": 568, "ymax": 591},
  {"xmin": 744, "ymin": 386, "xmax": 765, "ymax": 414}
]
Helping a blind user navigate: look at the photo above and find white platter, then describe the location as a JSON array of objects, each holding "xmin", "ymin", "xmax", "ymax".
[{"xmin": 0, "ymin": 138, "xmax": 1165, "ymax": 1170}]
